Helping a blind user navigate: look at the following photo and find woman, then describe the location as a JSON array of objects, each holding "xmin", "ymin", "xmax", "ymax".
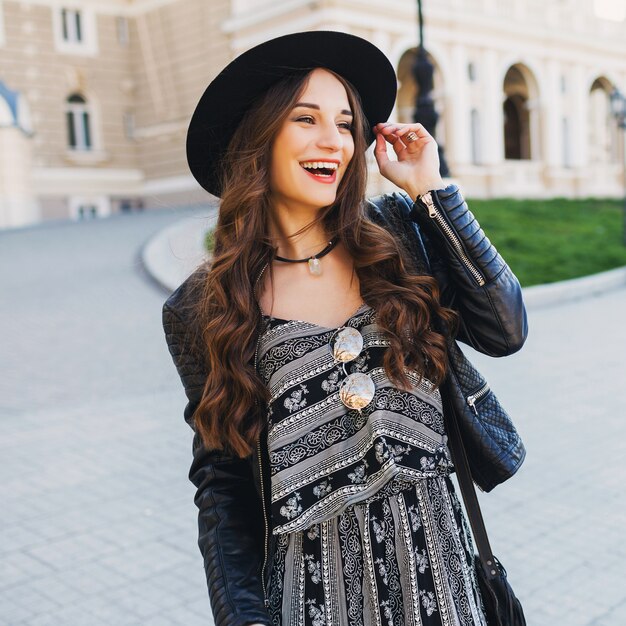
[{"xmin": 163, "ymin": 31, "xmax": 527, "ymax": 626}]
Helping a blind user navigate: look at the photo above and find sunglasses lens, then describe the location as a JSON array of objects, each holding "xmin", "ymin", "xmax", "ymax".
[
  {"xmin": 332, "ymin": 326, "xmax": 364, "ymax": 362},
  {"xmin": 339, "ymin": 372, "xmax": 376, "ymax": 410}
]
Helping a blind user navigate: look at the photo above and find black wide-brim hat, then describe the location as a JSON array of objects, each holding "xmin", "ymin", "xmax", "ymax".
[{"xmin": 186, "ymin": 30, "xmax": 398, "ymax": 197}]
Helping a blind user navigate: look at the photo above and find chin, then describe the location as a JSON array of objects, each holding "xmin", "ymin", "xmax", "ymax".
[{"xmin": 307, "ymin": 194, "xmax": 337, "ymax": 209}]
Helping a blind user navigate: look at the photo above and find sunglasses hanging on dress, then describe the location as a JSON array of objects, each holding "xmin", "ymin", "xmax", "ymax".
[{"xmin": 330, "ymin": 326, "xmax": 376, "ymax": 411}]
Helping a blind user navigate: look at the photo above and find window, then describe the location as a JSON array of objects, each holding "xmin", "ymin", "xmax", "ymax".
[
  {"xmin": 70, "ymin": 196, "xmax": 111, "ymax": 219},
  {"xmin": 123, "ymin": 111, "xmax": 135, "ymax": 140},
  {"xmin": 61, "ymin": 8, "xmax": 82, "ymax": 43},
  {"xmin": 468, "ymin": 62, "xmax": 476, "ymax": 82},
  {"xmin": 116, "ymin": 16, "xmax": 129, "ymax": 45},
  {"xmin": 470, "ymin": 108, "xmax": 482, "ymax": 164},
  {"xmin": 53, "ymin": 6, "xmax": 97, "ymax": 55},
  {"xmin": 66, "ymin": 93, "xmax": 92, "ymax": 150},
  {"xmin": 77, "ymin": 204, "xmax": 98, "ymax": 219}
]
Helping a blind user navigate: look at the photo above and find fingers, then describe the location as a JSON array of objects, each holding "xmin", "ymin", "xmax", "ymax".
[
  {"xmin": 372, "ymin": 122, "xmax": 435, "ymax": 172},
  {"xmin": 373, "ymin": 122, "xmax": 428, "ymax": 136},
  {"xmin": 376, "ymin": 128, "xmax": 408, "ymax": 158},
  {"xmin": 373, "ymin": 123, "xmax": 429, "ymax": 154},
  {"xmin": 373, "ymin": 132, "xmax": 390, "ymax": 170},
  {"xmin": 373, "ymin": 131, "xmax": 405, "ymax": 163},
  {"xmin": 373, "ymin": 123, "xmax": 405, "ymax": 155}
]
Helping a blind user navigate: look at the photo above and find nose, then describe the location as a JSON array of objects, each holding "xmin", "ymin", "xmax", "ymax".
[{"xmin": 316, "ymin": 119, "xmax": 344, "ymax": 151}]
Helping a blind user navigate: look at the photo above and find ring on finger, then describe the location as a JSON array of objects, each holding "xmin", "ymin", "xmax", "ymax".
[{"xmin": 405, "ymin": 131, "xmax": 418, "ymax": 143}]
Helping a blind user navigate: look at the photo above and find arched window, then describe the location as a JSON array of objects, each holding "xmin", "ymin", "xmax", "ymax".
[
  {"xmin": 396, "ymin": 47, "xmax": 445, "ymax": 130},
  {"xmin": 66, "ymin": 93, "xmax": 92, "ymax": 150},
  {"xmin": 588, "ymin": 78, "xmax": 618, "ymax": 164},
  {"xmin": 503, "ymin": 96, "xmax": 525, "ymax": 159},
  {"xmin": 502, "ymin": 65, "xmax": 537, "ymax": 161}
]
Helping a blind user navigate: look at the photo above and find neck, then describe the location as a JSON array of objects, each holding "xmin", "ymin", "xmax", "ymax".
[{"xmin": 267, "ymin": 202, "xmax": 332, "ymax": 259}]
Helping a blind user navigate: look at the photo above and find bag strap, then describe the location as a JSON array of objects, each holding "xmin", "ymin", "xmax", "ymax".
[{"xmin": 443, "ymin": 380, "xmax": 500, "ymax": 579}]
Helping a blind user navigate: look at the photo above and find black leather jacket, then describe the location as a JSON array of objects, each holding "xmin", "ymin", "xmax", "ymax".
[{"xmin": 161, "ymin": 183, "xmax": 528, "ymax": 626}]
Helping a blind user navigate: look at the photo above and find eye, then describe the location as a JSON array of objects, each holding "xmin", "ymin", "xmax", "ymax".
[
  {"xmin": 295, "ymin": 116, "xmax": 315, "ymax": 124},
  {"xmin": 338, "ymin": 121, "xmax": 353, "ymax": 131}
]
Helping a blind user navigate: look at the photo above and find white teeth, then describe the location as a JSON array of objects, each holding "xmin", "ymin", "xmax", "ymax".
[{"xmin": 300, "ymin": 161, "xmax": 338, "ymax": 170}]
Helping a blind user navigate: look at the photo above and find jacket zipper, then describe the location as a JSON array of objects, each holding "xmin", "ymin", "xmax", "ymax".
[
  {"xmin": 419, "ymin": 192, "xmax": 486, "ymax": 287},
  {"xmin": 466, "ymin": 382, "xmax": 490, "ymax": 416},
  {"xmin": 254, "ymin": 314, "xmax": 270, "ymax": 609},
  {"xmin": 466, "ymin": 382, "xmax": 489, "ymax": 493},
  {"xmin": 256, "ymin": 437, "xmax": 270, "ymax": 609}
]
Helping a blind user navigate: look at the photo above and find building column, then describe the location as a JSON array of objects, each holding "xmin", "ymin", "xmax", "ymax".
[
  {"xmin": 449, "ymin": 42, "xmax": 470, "ymax": 166},
  {"xmin": 544, "ymin": 59, "xmax": 562, "ymax": 167},
  {"xmin": 481, "ymin": 48, "xmax": 504, "ymax": 165},
  {"xmin": 570, "ymin": 63, "xmax": 588, "ymax": 168},
  {"xmin": 524, "ymin": 96, "xmax": 542, "ymax": 162},
  {"xmin": 0, "ymin": 127, "xmax": 38, "ymax": 228}
]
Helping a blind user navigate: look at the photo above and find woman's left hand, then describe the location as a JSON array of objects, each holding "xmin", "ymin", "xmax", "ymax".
[{"xmin": 372, "ymin": 122, "xmax": 445, "ymax": 199}]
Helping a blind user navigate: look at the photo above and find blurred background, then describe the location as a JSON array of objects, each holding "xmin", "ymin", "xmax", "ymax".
[
  {"xmin": 1, "ymin": 1, "xmax": 626, "ymax": 625},
  {"xmin": 0, "ymin": 0, "xmax": 625, "ymax": 227}
]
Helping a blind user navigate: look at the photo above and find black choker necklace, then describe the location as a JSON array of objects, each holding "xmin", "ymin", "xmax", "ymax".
[{"xmin": 274, "ymin": 236, "xmax": 339, "ymax": 276}]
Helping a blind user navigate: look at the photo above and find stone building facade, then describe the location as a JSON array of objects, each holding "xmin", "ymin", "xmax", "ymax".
[{"xmin": 0, "ymin": 0, "xmax": 625, "ymax": 228}]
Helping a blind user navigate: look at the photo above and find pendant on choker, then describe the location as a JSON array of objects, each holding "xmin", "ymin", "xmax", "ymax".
[
  {"xmin": 274, "ymin": 236, "xmax": 339, "ymax": 276},
  {"xmin": 308, "ymin": 257, "xmax": 322, "ymax": 276}
]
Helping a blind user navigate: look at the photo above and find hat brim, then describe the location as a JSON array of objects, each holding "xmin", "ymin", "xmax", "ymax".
[{"xmin": 186, "ymin": 30, "xmax": 398, "ymax": 197}]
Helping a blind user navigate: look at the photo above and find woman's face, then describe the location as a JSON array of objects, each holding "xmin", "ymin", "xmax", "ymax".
[{"xmin": 268, "ymin": 68, "xmax": 355, "ymax": 212}]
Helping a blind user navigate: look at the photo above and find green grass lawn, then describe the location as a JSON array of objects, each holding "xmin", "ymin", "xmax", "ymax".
[
  {"xmin": 204, "ymin": 198, "xmax": 626, "ymax": 287},
  {"xmin": 204, "ymin": 229, "xmax": 215, "ymax": 253},
  {"xmin": 467, "ymin": 197, "xmax": 626, "ymax": 287}
]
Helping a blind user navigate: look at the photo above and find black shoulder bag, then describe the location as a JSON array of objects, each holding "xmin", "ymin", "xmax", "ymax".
[{"xmin": 443, "ymin": 379, "xmax": 527, "ymax": 625}]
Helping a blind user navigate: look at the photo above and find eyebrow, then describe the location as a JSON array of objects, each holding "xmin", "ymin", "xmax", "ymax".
[{"xmin": 293, "ymin": 102, "xmax": 353, "ymax": 117}]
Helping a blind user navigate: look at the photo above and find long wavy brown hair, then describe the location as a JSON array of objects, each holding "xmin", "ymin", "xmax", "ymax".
[{"xmin": 185, "ymin": 68, "xmax": 458, "ymax": 457}]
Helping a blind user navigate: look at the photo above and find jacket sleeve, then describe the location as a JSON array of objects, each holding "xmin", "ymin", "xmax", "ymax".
[
  {"xmin": 162, "ymin": 302, "xmax": 271, "ymax": 626},
  {"xmin": 396, "ymin": 183, "xmax": 528, "ymax": 357}
]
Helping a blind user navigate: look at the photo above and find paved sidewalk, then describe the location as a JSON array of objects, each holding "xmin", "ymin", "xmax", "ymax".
[
  {"xmin": 0, "ymin": 209, "xmax": 209, "ymax": 626},
  {"xmin": 1, "ymin": 208, "xmax": 625, "ymax": 625},
  {"xmin": 463, "ymin": 286, "xmax": 626, "ymax": 626}
]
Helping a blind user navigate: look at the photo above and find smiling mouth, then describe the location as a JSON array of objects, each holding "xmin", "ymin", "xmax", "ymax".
[{"xmin": 299, "ymin": 161, "xmax": 339, "ymax": 178}]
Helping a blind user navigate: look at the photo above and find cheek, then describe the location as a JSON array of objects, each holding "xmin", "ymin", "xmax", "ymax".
[
  {"xmin": 342, "ymin": 142, "xmax": 356, "ymax": 173},
  {"xmin": 344, "ymin": 137, "xmax": 355, "ymax": 161},
  {"xmin": 269, "ymin": 128, "xmax": 302, "ymax": 188},
  {"xmin": 269, "ymin": 151, "xmax": 298, "ymax": 194}
]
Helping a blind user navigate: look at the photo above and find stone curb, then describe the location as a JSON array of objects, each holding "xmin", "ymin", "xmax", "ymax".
[
  {"xmin": 140, "ymin": 206, "xmax": 217, "ymax": 294},
  {"xmin": 522, "ymin": 264, "xmax": 626, "ymax": 308},
  {"xmin": 142, "ymin": 212, "xmax": 626, "ymax": 308}
]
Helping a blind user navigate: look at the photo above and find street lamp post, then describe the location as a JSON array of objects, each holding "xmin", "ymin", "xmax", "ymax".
[
  {"xmin": 412, "ymin": 0, "xmax": 450, "ymax": 177},
  {"xmin": 609, "ymin": 88, "xmax": 626, "ymax": 246}
]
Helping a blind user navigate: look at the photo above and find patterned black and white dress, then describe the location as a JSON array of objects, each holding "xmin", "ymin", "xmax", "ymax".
[{"xmin": 257, "ymin": 302, "xmax": 488, "ymax": 626}]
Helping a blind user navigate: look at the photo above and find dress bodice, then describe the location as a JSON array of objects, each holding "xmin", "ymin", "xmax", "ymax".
[{"xmin": 257, "ymin": 303, "xmax": 454, "ymax": 535}]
